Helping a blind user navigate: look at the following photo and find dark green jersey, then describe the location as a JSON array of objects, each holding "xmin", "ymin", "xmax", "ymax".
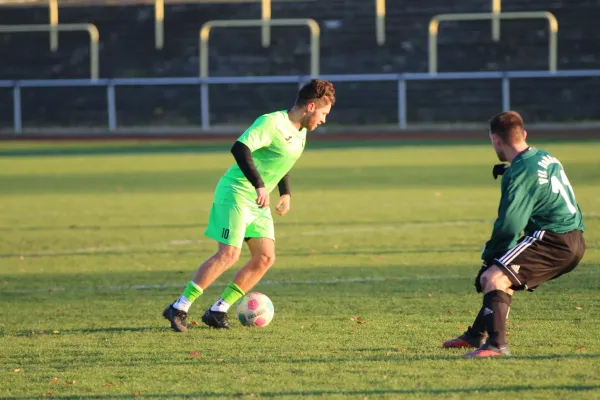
[{"xmin": 482, "ymin": 147, "xmax": 585, "ymax": 262}]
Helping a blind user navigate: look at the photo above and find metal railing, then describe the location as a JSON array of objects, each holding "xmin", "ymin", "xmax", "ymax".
[
  {"xmin": 429, "ymin": 11, "xmax": 558, "ymax": 74},
  {"xmin": 199, "ymin": 18, "xmax": 320, "ymax": 130},
  {"xmin": 0, "ymin": 23, "xmax": 100, "ymax": 79},
  {"xmin": 2, "ymin": 69, "xmax": 600, "ymax": 134}
]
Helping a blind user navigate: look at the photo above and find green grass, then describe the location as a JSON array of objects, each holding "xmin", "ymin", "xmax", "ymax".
[{"xmin": 0, "ymin": 139, "xmax": 599, "ymax": 399}]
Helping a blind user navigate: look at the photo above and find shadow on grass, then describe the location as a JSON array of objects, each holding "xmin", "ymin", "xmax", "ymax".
[{"xmin": 4, "ymin": 384, "xmax": 600, "ymax": 399}]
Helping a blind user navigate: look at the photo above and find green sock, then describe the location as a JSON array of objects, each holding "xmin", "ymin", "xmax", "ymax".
[
  {"xmin": 221, "ymin": 281, "xmax": 245, "ymax": 305},
  {"xmin": 173, "ymin": 281, "xmax": 203, "ymax": 312},
  {"xmin": 182, "ymin": 281, "xmax": 203, "ymax": 302},
  {"xmin": 210, "ymin": 282, "xmax": 245, "ymax": 312}
]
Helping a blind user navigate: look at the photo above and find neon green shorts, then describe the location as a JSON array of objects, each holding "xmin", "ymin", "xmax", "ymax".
[{"xmin": 204, "ymin": 202, "xmax": 275, "ymax": 248}]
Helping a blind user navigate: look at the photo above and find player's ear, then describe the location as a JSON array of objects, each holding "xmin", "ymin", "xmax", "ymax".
[
  {"xmin": 522, "ymin": 129, "xmax": 527, "ymax": 141},
  {"xmin": 306, "ymin": 102, "xmax": 316, "ymax": 113}
]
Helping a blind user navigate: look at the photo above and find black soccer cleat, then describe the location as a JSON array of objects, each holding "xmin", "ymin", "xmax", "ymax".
[
  {"xmin": 442, "ymin": 329, "xmax": 485, "ymax": 349},
  {"xmin": 163, "ymin": 304, "xmax": 188, "ymax": 333},
  {"xmin": 201, "ymin": 309, "xmax": 231, "ymax": 329}
]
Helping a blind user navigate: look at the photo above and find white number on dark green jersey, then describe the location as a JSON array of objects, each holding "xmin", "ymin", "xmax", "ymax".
[
  {"xmin": 537, "ymin": 155, "xmax": 577, "ymax": 215},
  {"xmin": 550, "ymin": 169, "xmax": 577, "ymax": 214}
]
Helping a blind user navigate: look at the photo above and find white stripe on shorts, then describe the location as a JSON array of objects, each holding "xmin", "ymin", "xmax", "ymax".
[{"xmin": 498, "ymin": 236, "xmax": 536, "ymax": 266}]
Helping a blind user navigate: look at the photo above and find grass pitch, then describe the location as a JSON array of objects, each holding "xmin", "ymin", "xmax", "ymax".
[{"xmin": 0, "ymin": 138, "xmax": 599, "ymax": 399}]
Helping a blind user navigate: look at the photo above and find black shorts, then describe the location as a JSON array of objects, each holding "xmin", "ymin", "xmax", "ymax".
[{"xmin": 493, "ymin": 230, "xmax": 586, "ymax": 291}]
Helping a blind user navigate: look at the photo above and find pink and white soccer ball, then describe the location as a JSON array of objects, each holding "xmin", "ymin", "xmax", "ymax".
[{"xmin": 236, "ymin": 292, "xmax": 274, "ymax": 327}]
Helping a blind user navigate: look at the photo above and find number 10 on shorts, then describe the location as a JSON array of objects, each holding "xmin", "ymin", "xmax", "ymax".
[{"xmin": 221, "ymin": 228, "xmax": 230, "ymax": 239}]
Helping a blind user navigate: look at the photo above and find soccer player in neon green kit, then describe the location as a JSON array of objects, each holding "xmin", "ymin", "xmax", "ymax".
[{"xmin": 163, "ymin": 79, "xmax": 336, "ymax": 332}]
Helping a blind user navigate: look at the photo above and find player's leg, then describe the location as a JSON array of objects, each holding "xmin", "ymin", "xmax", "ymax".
[
  {"xmin": 463, "ymin": 230, "xmax": 583, "ymax": 357},
  {"xmin": 461, "ymin": 265, "xmax": 513, "ymax": 357},
  {"xmin": 202, "ymin": 207, "xmax": 275, "ymax": 329},
  {"xmin": 163, "ymin": 203, "xmax": 245, "ymax": 332}
]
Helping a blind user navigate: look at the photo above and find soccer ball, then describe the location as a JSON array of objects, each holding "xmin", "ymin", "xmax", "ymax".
[{"xmin": 236, "ymin": 292, "xmax": 274, "ymax": 327}]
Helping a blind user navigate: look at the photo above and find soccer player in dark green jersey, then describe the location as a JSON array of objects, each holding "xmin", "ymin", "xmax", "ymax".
[
  {"xmin": 163, "ymin": 79, "xmax": 336, "ymax": 332},
  {"xmin": 443, "ymin": 111, "xmax": 586, "ymax": 357}
]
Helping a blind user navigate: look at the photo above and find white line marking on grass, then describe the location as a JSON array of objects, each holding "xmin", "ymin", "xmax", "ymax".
[
  {"xmin": 5, "ymin": 268, "xmax": 599, "ymax": 295},
  {"xmin": 3, "ymin": 274, "xmax": 469, "ymax": 294},
  {"xmin": 5, "ymin": 220, "xmax": 487, "ymax": 258},
  {"xmin": 300, "ymin": 220, "xmax": 483, "ymax": 236}
]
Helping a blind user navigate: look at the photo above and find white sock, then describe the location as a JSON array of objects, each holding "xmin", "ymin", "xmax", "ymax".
[
  {"xmin": 210, "ymin": 298, "xmax": 231, "ymax": 313},
  {"xmin": 173, "ymin": 295, "xmax": 192, "ymax": 313}
]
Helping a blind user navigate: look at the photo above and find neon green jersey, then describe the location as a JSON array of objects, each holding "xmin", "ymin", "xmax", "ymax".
[{"xmin": 215, "ymin": 110, "xmax": 306, "ymax": 204}]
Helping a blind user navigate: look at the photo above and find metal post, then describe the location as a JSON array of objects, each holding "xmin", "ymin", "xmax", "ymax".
[
  {"xmin": 13, "ymin": 85, "xmax": 22, "ymax": 134},
  {"xmin": 428, "ymin": 20, "xmax": 439, "ymax": 74},
  {"xmin": 89, "ymin": 24, "xmax": 100, "ymax": 80},
  {"xmin": 155, "ymin": 0, "xmax": 164, "ymax": 49},
  {"xmin": 261, "ymin": 0, "xmax": 271, "ymax": 47},
  {"xmin": 501, "ymin": 76, "xmax": 510, "ymax": 112},
  {"xmin": 492, "ymin": 0, "xmax": 501, "ymax": 42},
  {"xmin": 376, "ymin": 0, "xmax": 385, "ymax": 45},
  {"xmin": 398, "ymin": 78, "xmax": 407, "ymax": 129},
  {"xmin": 548, "ymin": 17, "xmax": 558, "ymax": 73},
  {"xmin": 107, "ymin": 84, "xmax": 117, "ymax": 132},
  {"xmin": 200, "ymin": 83, "xmax": 209, "ymax": 130},
  {"xmin": 49, "ymin": 0, "xmax": 58, "ymax": 51}
]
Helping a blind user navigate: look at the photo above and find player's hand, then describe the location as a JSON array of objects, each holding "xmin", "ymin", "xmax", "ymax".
[
  {"xmin": 492, "ymin": 163, "xmax": 509, "ymax": 180},
  {"xmin": 255, "ymin": 187, "xmax": 269, "ymax": 208},
  {"xmin": 275, "ymin": 194, "xmax": 291, "ymax": 216}
]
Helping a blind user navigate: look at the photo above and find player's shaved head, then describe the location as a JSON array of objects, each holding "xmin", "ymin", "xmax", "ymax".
[
  {"xmin": 489, "ymin": 111, "xmax": 525, "ymax": 144},
  {"xmin": 295, "ymin": 79, "xmax": 336, "ymax": 108}
]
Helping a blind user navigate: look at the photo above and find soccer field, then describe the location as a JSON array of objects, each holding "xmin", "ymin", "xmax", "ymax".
[{"xmin": 1, "ymin": 138, "xmax": 599, "ymax": 399}]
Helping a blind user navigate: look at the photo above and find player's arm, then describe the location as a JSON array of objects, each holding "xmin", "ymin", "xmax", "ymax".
[
  {"xmin": 481, "ymin": 172, "xmax": 536, "ymax": 264},
  {"xmin": 233, "ymin": 115, "xmax": 275, "ymax": 207},
  {"xmin": 230, "ymin": 141, "xmax": 269, "ymax": 208},
  {"xmin": 277, "ymin": 173, "xmax": 290, "ymax": 196},
  {"xmin": 231, "ymin": 141, "xmax": 265, "ymax": 189},
  {"xmin": 275, "ymin": 173, "xmax": 291, "ymax": 216}
]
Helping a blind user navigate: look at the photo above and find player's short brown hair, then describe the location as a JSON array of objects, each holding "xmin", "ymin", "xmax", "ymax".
[
  {"xmin": 489, "ymin": 111, "xmax": 525, "ymax": 143},
  {"xmin": 295, "ymin": 79, "xmax": 336, "ymax": 108}
]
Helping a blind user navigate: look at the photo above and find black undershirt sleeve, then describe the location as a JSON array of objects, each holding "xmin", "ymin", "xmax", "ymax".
[
  {"xmin": 278, "ymin": 173, "xmax": 291, "ymax": 196},
  {"xmin": 230, "ymin": 141, "xmax": 264, "ymax": 189}
]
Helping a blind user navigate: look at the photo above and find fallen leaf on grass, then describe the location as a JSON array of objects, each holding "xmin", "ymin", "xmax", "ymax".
[
  {"xmin": 13, "ymin": 368, "xmax": 21, "ymax": 373},
  {"xmin": 577, "ymin": 346, "xmax": 584, "ymax": 351},
  {"xmin": 134, "ymin": 391, "xmax": 141, "ymax": 396},
  {"xmin": 190, "ymin": 350, "xmax": 200, "ymax": 359},
  {"xmin": 65, "ymin": 380, "xmax": 76, "ymax": 386},
  {"xmin": 190, "ymin": 320, "xmax": 199, "ymax": 325},
  {"xmin": 350, "ymin": 316, "xmax": 367, "ymax": 324},
  {"xmin": 576, "ymin": 306, "xmax": 583, "ymax": 311},
  {"xmin": 52, "ymin": 330, "xmax": 59, "ymax": 334},
  {"xmin": 44, "ymin": 392, "xmax": 56, "ymax": 397},
  {"xmin": 49, "ymin": 377, "xmax": 59, "ymax": 385}
]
